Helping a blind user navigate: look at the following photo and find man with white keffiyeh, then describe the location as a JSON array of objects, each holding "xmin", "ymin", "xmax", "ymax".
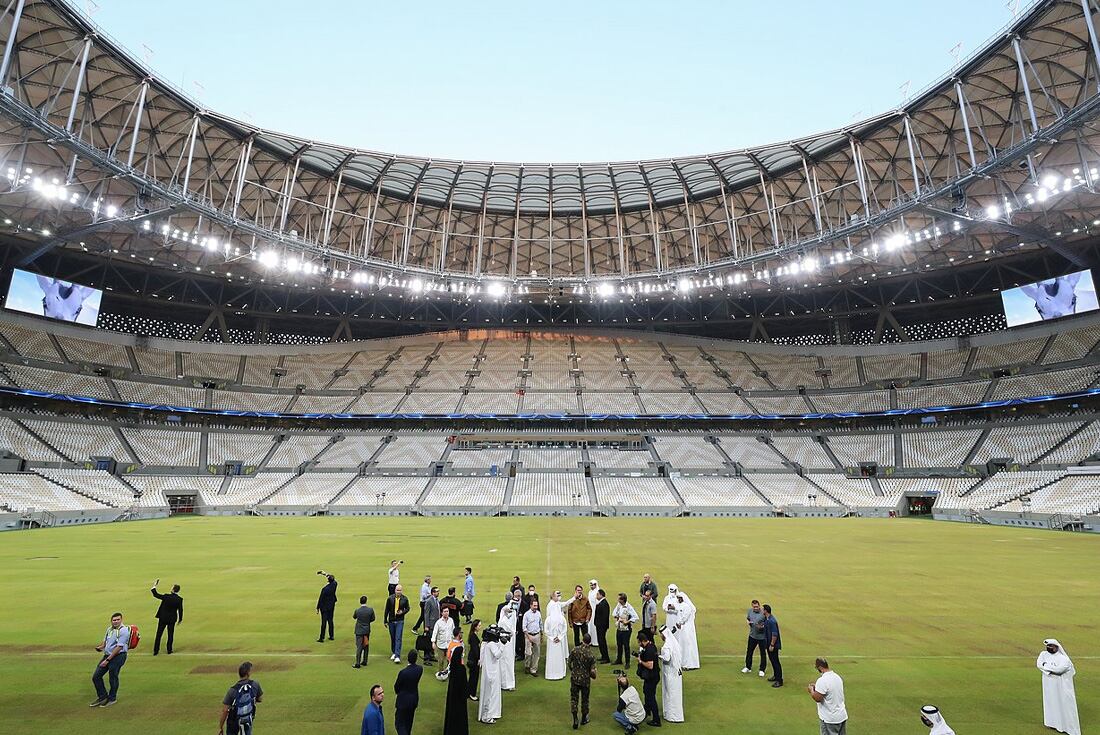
[{"xmin": 1037, "ymin": 638, "xmax": 1080, "ymax": 735}]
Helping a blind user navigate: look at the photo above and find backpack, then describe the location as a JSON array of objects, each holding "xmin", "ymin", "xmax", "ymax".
[
  {"xmin": 127, "ymin": 625, "xmax": 140, "ymax": 649},
  {"xmin": 232, "ymin": 681, "xmax": 256, "ymax": 723}
]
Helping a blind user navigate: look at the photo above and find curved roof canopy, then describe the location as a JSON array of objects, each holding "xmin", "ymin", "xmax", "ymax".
[{"xmin": 0, "ymin": 0, "xmax": 1098, "ymax": 295}]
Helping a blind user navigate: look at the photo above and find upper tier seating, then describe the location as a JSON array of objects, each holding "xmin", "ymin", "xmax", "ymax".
[
  {"xmin": 1, "ymin": 315, "xmax": 1099, "ymax": 425},
  {"xmin": 374, "ymin": 436, "xmax": 447, "ymax": 468}
]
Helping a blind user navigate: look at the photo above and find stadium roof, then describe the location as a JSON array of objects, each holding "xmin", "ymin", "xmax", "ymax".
[{"xmin": 1, "ymin": 0, "xmax": 1099, "ymax": 298}]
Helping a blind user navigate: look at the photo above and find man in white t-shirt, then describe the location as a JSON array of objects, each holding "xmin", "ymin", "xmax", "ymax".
[
  {"xmin": 613, "ymin": 673, "xmax": 647, "ymax": 734},
  {"xmin": 807, "ymin": 658, "xmax": 847, "ymax": 735},
  {"xmin": 387, "ymin": 560, "xmax": 403, "ymax": 596}
]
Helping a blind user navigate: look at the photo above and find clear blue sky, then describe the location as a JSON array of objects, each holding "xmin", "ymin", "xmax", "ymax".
[{"xmin": 89, "ymin": 0, "xmax": 1019, "ymax": 162}]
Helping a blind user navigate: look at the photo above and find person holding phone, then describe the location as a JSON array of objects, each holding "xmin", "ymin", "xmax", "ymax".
[
  {"xmin": 388, "ymin": 560, "xmax": 403, "ymax": 596},
  {"xmin": 150, "ymin": 578, "xmax": 183, "ymax": 656}
]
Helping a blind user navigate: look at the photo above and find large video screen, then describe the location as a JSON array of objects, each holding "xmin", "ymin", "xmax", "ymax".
[
  {"xmin": 4, "ymin": 268, "xmax": 103, "ymax": 326},
  {"xmin": 1001, "ymin": 269, "xmax": 1099, "ymax": 328}
]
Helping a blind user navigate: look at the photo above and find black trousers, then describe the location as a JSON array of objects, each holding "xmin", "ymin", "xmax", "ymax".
[
  {"xmin": 745, "ymin": 636, "xmax": 767, "ymax": 671},
  {"xmin": 595, "ymin": 627, "xmax": 610, "ymax": 661},
  {"xmin": 318, "ymin": 609, "xmax": 334, "ymax": 640},
  {"xmin": 394, "ymin": 706, "xmax": 415, "ymax": 735},
  {"xmin": 614, "ymin": 627, "xmax": 632, "ymax": 666},
  {"xmin": 572, "ymin": 623, "xmax": 586, "ymax": 647},
  {"xmin": 467, "ymin": 662, "xmax": 480, "ymax": 698},
  {"xmin": 388, "ymin": 583, "xmax": 397, "ymax": 596},
  {"xmin": 154, "ymin": 619, "xmax": 176, "ymax": 654},
  {"xmin": 767, "ymin": 647, "xmax": 783, "ymax": 682},
  {"xmin": 642, "ymin": 677, "xmax": 660, "ymax": 723},
  {"xmin": 412, "ymin": 600, "xmax": 425, "ymax": 630}
]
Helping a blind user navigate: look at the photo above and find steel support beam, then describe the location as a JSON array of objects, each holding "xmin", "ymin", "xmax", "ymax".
[
  {"xmin": 63, "ymin": 36, "xmax": 92, "ymax": 134},
  {"xmin": 0, "ymin": 0, "xmax": 24, "ymax": 88}
]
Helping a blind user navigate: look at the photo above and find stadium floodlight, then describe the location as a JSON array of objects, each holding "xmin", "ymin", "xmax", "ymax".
[
  {"xmin": 486, "ymin": 280, "xmax": 507, "ymax": 299},
  {"xmin": 676, "ymin": 277, "xmax": 693, "ymax": 292},
  {"xmin": 258, "ymin": 250, "xmax": 279, "ymax": 268},
  {"xmin": 596, "ymin": 282, "xmax": 615, "ymax": 298},
  {"xmin": 105, "ymin": 204, "xmax": 118, "ymax": 218},
  {"xmin": 985, "ymin": 204, "xmax": 1000, "ymax": 219},
  {"xmin": 409, "ymin": 278, "xmax": 424, "ymax": 293},
  {"xmin": 1036, "ymin": 187, "xmax": 1049, "ymax": 202},
  {"xmin": 1041, "ymin": 174, "xmax": 1059, "ymax": 190}
]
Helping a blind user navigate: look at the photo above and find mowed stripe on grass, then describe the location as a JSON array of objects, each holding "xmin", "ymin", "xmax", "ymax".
[{"xmin": 0, "ymin": 516, "xmax": 1096, "ymax": 734}]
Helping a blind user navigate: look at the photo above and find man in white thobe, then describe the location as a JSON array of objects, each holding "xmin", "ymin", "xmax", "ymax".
[
  {"xmin": 478, "ymin": 634, "xmax": 505, "ymax": 723},
  {"xmin": 1037, "ymin": 639, "xmax": 1080, "ymax": 735},
  {"xmin": 658, "ymin": 625, "xmax": 684, "ymax": 723},
  {"xmin": 544, "ymin": 590, "xmax": 569, "ymax": 680},
  {"xmin": 587, "ymin": 579, "xmax": 600, "ymax": 642},
  {"xmin": 671, "ymin": 590, "xmax": 700, "ymax": 670},
  {"xmin": 496, "ymin": 605, "xmax": 517, "ymax": 691},
  {"xmin": 662, "ymin": 584, "xmax": 680, "ymax": 630},
  {"xmin": 920, "ymin": 705, "xmax": 955, "ymax": 735}
]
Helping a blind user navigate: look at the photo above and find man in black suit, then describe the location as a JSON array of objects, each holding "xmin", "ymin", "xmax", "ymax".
[
  {"xmin": 150, "ymin": 581, "xmax": 183, "ymax": 656},
  {"xmin": 316, "ymin": 574, "xmax": 338, "ymax": 643},
  {"xmin": 594, "ymin": 588, "xmax": 611, "ymax": 664},
  {"xmin": 393, "ymin": 649, "xmax": 423, "ymax": 735}
]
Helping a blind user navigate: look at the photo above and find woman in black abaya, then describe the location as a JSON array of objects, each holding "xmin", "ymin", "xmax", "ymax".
[
  {"xmin": 466, "ymin": 619, "xmax": 481, "ymax": 702},
  {"xmin": 443, "ymin": 643, "xmax": 470, "ymax": 735}
]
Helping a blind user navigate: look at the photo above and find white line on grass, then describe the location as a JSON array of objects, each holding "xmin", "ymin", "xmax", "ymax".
[{"xmin": 18, "ymin": 652, "xmax": 1100, "ymax": 660}]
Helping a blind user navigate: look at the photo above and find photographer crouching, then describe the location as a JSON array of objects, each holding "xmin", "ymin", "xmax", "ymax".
[{"xmin": 612, "ymin": 671, "xmax": 647, "ymax": 734}]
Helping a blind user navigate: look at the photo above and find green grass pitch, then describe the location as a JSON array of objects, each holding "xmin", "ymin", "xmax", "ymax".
[{"xmin": 0, "ymin": 516, "xmax": 1096, "ymax": 734}]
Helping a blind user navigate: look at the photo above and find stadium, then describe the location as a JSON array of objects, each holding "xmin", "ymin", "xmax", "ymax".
[{"xmin": 0, "ymin": 0, "xmax": 1097, "ymax": 733}]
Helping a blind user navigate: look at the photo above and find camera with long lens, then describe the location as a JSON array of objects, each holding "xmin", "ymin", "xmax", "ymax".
[
  {"xmin": 612, "ymin": 668, "xmax": 627, "ymax": 677},
  {"xmin": 482, "ymin": 624, "xmax": 512, "ymax": 644}
]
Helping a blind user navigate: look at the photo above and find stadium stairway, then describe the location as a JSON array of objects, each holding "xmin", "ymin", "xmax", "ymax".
[
  {"xmin": 803, "ymin": 476, "xmax": 847, "ymax": 511},
  {"xmin": 111, "ymin": 426, "xmax": 140, "ymax": 464},
  {"xmin": 815, "ymin": 437, "xmax": 847, "ymax": 471},
  {"xmin": 253, "ymin": 439, "xmax": 283, "ymax": 472},
  {"xmin": 583, "ymin": 474, "xmax": 598, "ymax": 511},
  {"xmin": 988, "ymin": 473, "xmax": 1067, "ymax": 511},
  {"xmin": 501, "ymin": 471, "xmax": 517, "ymax": 512},
  {"xmin": 413, "ymin": 475, "xmax": 439, "ymax": 514},
  {"xmin": 255, "ymin": 475, "xmax": 296, "ymax": 505},
  {"xmin": 956, "ymin": 473, "xmax": 993, "ymax": 500},
  {"xmin": 33, "ymin": 471, "xmax": 115, "ymax": 508},
  {"xmin": 1030, "ymin": 420, "xmax": 1096, "ymax": 465},
  {"xmin": 963, "ymin": 429, "xmax": 993, "ymax": 466},
  {"xmin": 736, "ymin": 475, "xmax": 776, "ymax": 509},
  {"xmin": 662, "ymin": 477, "xmax": 687, "ymax": 515},
  {"xmin": 216, "ymin": 475, "xmax": 234, "ymax": 495},
  {"xmin": 13, "ymin": 419, "xmax": 69, "ymax": 462},
  {"xmin": 321, "ymin": 474, "xmax": 362, "ymax": 507},
  {"xmin": 868, "ymin": 476, "xmax": 886, "ymax": 497}
]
